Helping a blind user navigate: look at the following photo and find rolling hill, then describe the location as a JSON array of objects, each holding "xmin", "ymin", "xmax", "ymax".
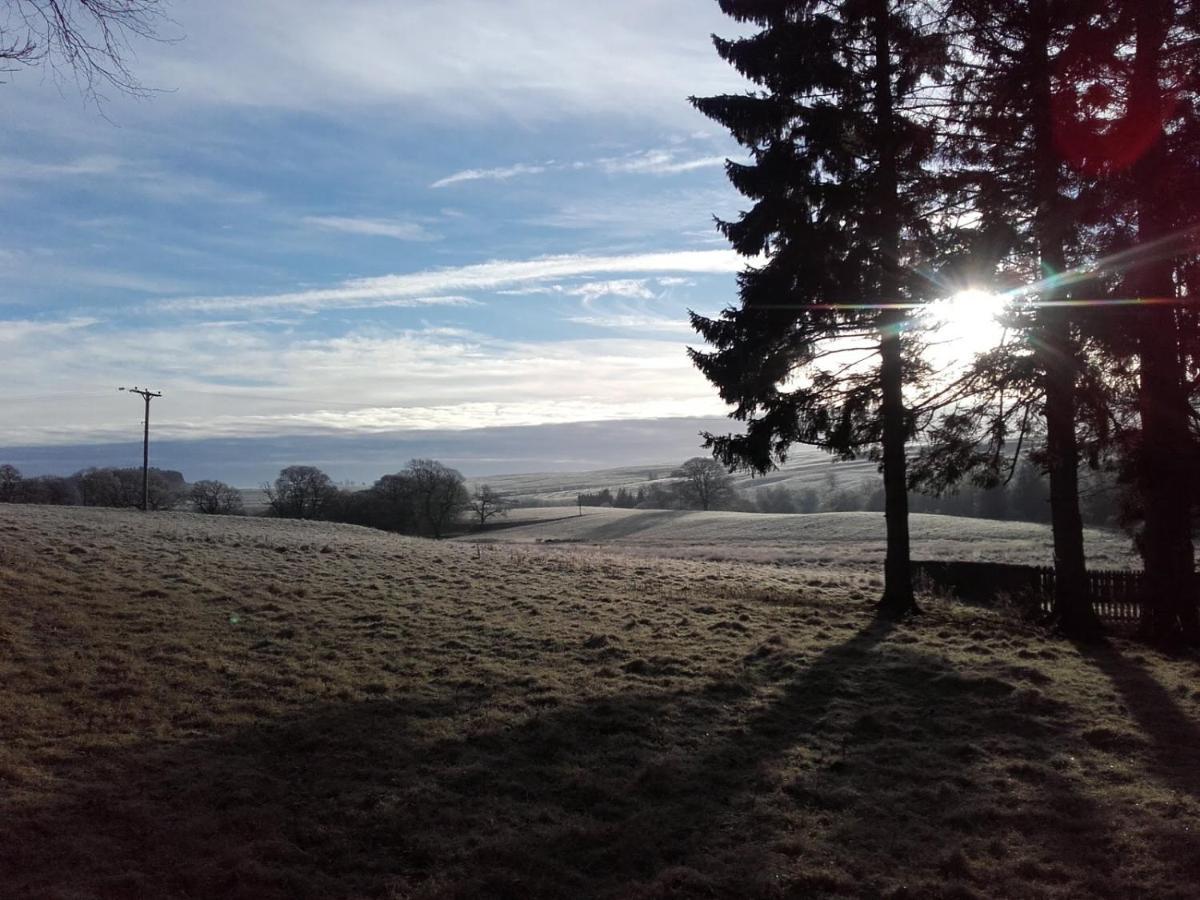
[
  {"xmin": 458, "ymin": 506, "xmax": 1139, "ymax": 570},
  {"xmin": 2, "ymin": 504, "xmax": 1195, "ymax": 897}
]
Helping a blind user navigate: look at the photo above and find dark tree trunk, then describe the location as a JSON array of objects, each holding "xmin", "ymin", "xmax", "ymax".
[
  {"xmin": 873, "ymin": 0, "xmax": 916, "ymax": 616},
  {"xmin": 1029, "ymin": 0, "xmax": 1099, "ymax": 637},
  {"xmin": 1130, "ymin": 0, "xmax": 1200, "ymax": 645}
]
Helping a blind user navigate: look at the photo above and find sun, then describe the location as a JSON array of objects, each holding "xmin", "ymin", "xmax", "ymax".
[{"xmin": 926, "ymin": 288, "xmax": 1010, "ymax": 358}]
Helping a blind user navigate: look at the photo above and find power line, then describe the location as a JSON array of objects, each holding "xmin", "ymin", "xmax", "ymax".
[{"xmin": 118, "ymin": 386, "xmax": 162, "ymax": 512}]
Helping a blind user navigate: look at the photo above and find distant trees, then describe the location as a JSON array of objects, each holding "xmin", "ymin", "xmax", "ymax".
[
  {"xmin": 0, "ymin": 466, "xmax": 184, "ymax": 509},
  {"xmin": 189, "ymin": 480, "xmax": 244, "ymax": 516},
  {"xmin": 0, "ymin": 464, "xmax": 21, "ymax": 502},
  {"xmin": 407, "ymin": 459, "xmax": 469, "ymax": 538},
  {"xmin": 75, "ymin": 467, "xmax": 182, "ymax": 510},
  {"xmin": 673, "ymin": 457, "xmax": 735, "ymax": 512},
  {"xmin": 277, "ymin": 459, "xmax": 469, "ymax": 539},
  {"xmin": 264, "ymin": 465, "xmax": 336, "ymax": 520},
  {"xmin": 467, "ymin": 484, "xmax": 511, "ymax": 528}
]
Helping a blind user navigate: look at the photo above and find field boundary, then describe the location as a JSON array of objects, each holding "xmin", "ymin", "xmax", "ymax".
[{"xmin": 911, "ymin": 559, "xmax": 1194, "ymax": 623}]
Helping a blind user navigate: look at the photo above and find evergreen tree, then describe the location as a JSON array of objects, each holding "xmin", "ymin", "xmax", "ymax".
[
  {"xmin": 690, "ymin": 0, "xmax": 947, "ymax": 616},
  {"xmin": 1067, "ymin": 0, "xmax": 1200, "ymax": 643},
  {"xmin": 931, "ymin": 0, "xmax": 1106, "ymax": 636}
]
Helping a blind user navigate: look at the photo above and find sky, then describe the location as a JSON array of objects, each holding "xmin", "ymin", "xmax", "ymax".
[{"xmin": 0, "ymin": 0, "xmax": 759, "ymax": 482}]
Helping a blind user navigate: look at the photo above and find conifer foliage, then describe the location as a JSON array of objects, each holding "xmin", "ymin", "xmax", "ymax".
[{"xmin": 690, "ymin": 0, "xmax": 948, "ymax": 615}]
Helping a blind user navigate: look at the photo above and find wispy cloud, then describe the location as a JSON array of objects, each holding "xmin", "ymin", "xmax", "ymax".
[
  {"xmin": 0, "ymin": 155, "xmax": 124, "ymax": 179},
  {"xmin": 431, "ymin": 163, "xmax": 548, "ymax": 189},
  {"xmin": 566, "ymin": 313, "xmax": 692, "ymax": 333},
  {"xmin": 301, "ymin": 215, "xmax": 437, "ymax": 241},
  {"xmin": 567, "ymin": 279, "xmax": 657, "ymax": 304},
  {"xmin": 0, "ymin": 153, "xmax": 264, "ymax": 206},
  {"xmin": 126, "ymin": 0, "xmax": 745, "ymax": 125},
  {"xmin": 0, "ymin": 317, "xmax": 100, "ymax": 342},
  {"xmin": 431, "ymin": 148, "xmax": 728, "ymax": 188},
  {"xmin": 161, "ymin": 249, "xmax": 742, "ymax": 313},
  {"xmin": 597, "ymin": 149, "xmax": 727, "ymax": 175},
  {"xmin": 0, "ymin": 320, "xmax": 725, "ymax": 445}
]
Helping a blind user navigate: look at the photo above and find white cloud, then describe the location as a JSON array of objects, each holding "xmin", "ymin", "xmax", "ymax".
[
  {"xmin": 567, "ymin": 279, "xmax": 657, "ymax": 304},
  {"xmin": 430, "ymin": 163, "xmax": 548, "ymax": 189},
  {"xmin": 597, "ymin": 150, "xmax": 727, "ymax": 175},
  {"xmin": 0, "ymin": 317, "xmax": 100, "ymax": 342},
  {"xmin": 431, "ymin": 148, "xmax": 729, "ymax": 188},
  {"xmin": 161, "ymin": 249, "xmax": 743, "ymax": 313},
  {"xmin": 301, "ymin": 215, "xmax": 436, "ymax": 241},
  {"xmin": 566, "ymin": 313, "xmax": 692, "ymax": 334},
  {"xmin": 123, "ymin": 0, "xmax": 748, "ymax": 125},
  {"xmin": 0, "ymin": 320, "xmax": 726, "ymax": 445}
]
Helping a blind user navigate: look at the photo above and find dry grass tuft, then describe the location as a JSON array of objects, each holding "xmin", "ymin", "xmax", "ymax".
[{"xmin": 0, "ymin": 504, "xmax": 1196, "ymax": 898}]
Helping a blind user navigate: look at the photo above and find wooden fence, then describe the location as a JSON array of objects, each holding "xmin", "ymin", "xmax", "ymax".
[{"xmin": 912, "ymin": 560, "xmax": 1149, "ymax": 623}]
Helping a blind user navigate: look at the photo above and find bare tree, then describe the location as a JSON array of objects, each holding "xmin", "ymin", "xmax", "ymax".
[
  {"xmin": 467, "ymin": 484, "xmax": 510, "ymax": 529},
  {"xmin": 1, "ymin": 1, "xmax": 172, "ymax": 101},
  {"xmin": 673, "ymin": 457, "xmax": 735, "ymax": 511},
  {"xmin": 264, "ymin": 465, "xmax": 335, "ymax": 520},
  {"xmin": 189, "ymin": 479, "xmax": 244, "ymax": 515},
  {"xmin": 406, "ymin": 458, "xmax": 468, "ymax": 538}
]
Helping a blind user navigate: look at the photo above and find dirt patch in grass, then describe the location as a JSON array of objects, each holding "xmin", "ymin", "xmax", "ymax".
[{"xmin": 0, "ymin": 504, "xmax": 1197, "ymax": 898}]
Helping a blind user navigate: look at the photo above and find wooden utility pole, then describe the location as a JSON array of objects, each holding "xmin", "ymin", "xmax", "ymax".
[{"xmin": 119, "ymin": 387, "xmax": 162, "ymax": 511}]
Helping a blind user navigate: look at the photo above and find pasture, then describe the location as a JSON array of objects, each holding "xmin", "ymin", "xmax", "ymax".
[
  {"xmin": 463, "ymin": 506, "xmax": 1139, "ymax": 571},
  {"xmin": 1, "ymin": 504, "xmax": 1198, "ymax": 898}
]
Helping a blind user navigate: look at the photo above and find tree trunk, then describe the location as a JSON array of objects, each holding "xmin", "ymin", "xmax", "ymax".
[
  {"xmin": 873, "ymin": 0, "xmax": 916, "ymax": 616},
  {"xmin": 1130, "ymin": 0, "xmax": 1200, "ymax": 645},
  {"xmin": 1029, "ymin": 0, "xmax": 1099, "ymax": 637}
]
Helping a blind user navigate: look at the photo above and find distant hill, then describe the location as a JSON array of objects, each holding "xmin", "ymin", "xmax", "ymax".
[{"xmin": 466, "ymin": 447, "xmax": 880, "ymax": 505}]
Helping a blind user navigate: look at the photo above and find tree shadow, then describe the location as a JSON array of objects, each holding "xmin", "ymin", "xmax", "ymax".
[
  {"xmin": 579, "ymin": 509, "xmax": 691, "ymax": 541},
  {"xmin": 1076, "ymin": 639, "xmax": 1200, "ymax": 802},
  {"xmin": 1, "ymin": 614, "xmax": 1187, "ymax": 898}
]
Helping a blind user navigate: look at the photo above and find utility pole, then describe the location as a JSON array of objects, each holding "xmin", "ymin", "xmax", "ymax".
[{"xmin": 119, "ymin": 387, "xmax": 162, "ymax": 511}]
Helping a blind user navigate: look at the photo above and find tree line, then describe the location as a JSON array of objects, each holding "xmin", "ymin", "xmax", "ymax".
[
  {"xmin": 264, "ymin": 460, "xmax": 510, "ymax": 538},
  {"xmin": 694, "ymin": 0, "xmax": 1200, "ymax": 643},
  {"xmin": 0, "ymin": 459, "xmax": 508, "ymax": 535},
  {"xmin": 0, "ymin": 465, "xmax": 189, "ymax": 510}
]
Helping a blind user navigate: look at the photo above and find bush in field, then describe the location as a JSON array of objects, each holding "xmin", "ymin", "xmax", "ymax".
[{"xmin": 189, "ymin": 480, "xmax": 244, "ymax": 515}]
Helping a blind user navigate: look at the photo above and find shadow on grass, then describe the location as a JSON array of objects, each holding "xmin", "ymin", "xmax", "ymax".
[
  {"xmin": 1077, "ymin": 640, "xmax": 1200, "ymax": 802},
  {"xmin": 2, "ymin": 614, "xmax": 1189, "ymax": 899},
  {"xmin": 577, "ymin": 509, "xmax": 691, "ymax": 542}
]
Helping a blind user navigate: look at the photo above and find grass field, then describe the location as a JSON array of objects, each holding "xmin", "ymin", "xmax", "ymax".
[
  {"xmin": 2, "ymin": 504, "xmax": 1198, "ymax": 898},
  {"xmin": 463, "ymin": 506, "xmax": 1139, "ymax": 571}
]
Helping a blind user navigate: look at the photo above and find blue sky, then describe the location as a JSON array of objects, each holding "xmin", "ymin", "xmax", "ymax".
[{"xmin": 1, "ymin": 0, "xmax": 758, "ymax": 480}]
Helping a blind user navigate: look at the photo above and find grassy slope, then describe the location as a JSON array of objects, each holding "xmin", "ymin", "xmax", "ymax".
[
  {"xmin": 1, "ymin": 505, "xmax": 1198, "ymax": 899},
  {"xmin": 462, "ymin": 506, "xmax": 1138, "ymax": 570}
]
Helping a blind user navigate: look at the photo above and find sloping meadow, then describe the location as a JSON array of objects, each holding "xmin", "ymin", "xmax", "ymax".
[{"xmin": 0, "ymin": 505, "xmax": 1197, "ymax": 898}]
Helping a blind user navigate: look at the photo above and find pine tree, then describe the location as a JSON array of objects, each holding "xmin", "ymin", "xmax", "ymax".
[
  {"xmin": 1065, "ymin": 0, "xmax": 1200, "ymax": 643},
  {"xmin": 690, "ymin": 0, "xmax": 948, "ymax": 616},
  {"xmin": 939, "ymin": 0, "xmax": 1105, "ymax": 636}
]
